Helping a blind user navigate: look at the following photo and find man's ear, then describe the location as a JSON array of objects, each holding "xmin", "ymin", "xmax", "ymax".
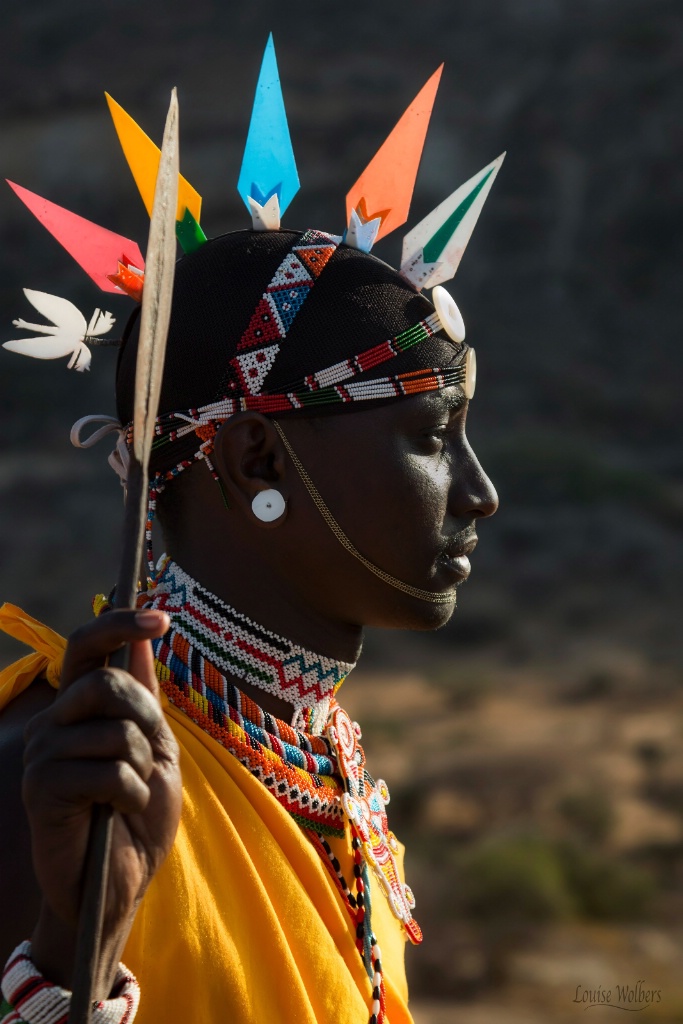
[{"xmin": 212, "ymin": 413, "xmax": 288, "ymax": 518}]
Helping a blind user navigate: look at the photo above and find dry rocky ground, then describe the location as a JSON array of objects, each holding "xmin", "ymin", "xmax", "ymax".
[{"xmin": 342, "ymin": 657, "xmax": 683, "ymax": 1022}]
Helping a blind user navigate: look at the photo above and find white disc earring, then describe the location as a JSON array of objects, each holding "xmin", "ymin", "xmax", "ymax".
[
  {"xmin": 251, "ymin": 489, "xmax": 286, "ymax": 523},
  {"xmin": 432, "ymin": 284, "xmax": 466, "ymax": 343}
]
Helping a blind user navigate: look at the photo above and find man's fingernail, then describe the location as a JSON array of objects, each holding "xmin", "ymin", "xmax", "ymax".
[{"xmin": 135, "ymin": 610, "xmax": 169, "ymax": 628}]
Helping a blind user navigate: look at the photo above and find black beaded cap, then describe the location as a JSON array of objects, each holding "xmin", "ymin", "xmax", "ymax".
[
  {"xmin": 115, "ymin": 230, "xmax": 463, "ymax": 419},
  {"xmin": 115, "ymin": 228, "xmax": 464, "ymax": 477}
]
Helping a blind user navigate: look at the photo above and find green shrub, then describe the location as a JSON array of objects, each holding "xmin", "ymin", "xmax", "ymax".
[
  {"xmin": 452, "ymin": 832, "xmax": 656, "ymax": 924},
  {"xmin": 457, "ymin": 834, "xmax": 575, "ymax": 924},
  {"xmin": 557, "ymin": 788, "xmax": 615, "ymax": 845},
  {"xmin": 558, "ymin": 841, "xmax": 655, "ymax": 920}
]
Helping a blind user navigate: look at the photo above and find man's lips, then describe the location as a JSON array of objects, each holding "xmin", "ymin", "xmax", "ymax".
[
  {"xmin": 443, "ymin": 534, "xmax": 478, "ymax": 558},
  {"xmin": 438, "ymin": 533, "xmax": 478, "ymax": 580}
]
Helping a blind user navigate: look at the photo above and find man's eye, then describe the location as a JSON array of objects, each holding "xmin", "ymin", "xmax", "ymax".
[
  {"xmin": 422, "ymin": 424, "xmax": 452, "ymax": 448},
  {"xmin": 429, "ymin": 422, "xmax": 454, "ymax": 439},
  {"xmin": 420, "ymin": 406, "xmax": 466, "ymax": 447}
]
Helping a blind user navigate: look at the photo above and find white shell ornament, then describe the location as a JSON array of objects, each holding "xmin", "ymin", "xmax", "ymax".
[
  {"xmin": 3, "ymin": 289, "xmax": 115, "ymax": 372},
  {"xmin": 251, "ymin": 488, "xmax": 286, "ymax": 522},
  {"xmin": 432, "ymin": 285, "xmax": 465, "ymax": 343},
  {"xmin": 248, "ymin": 193, "xmax": 281, "ymax": 231},
  {"xmin": 464, "ymin": 347, "xmax": 477, "ymax": 400},
  {"xmin": 344, "ymin": 206, "xmax": 383, "ymax": 253}
]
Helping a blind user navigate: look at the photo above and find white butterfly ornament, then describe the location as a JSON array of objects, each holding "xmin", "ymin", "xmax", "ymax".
[{"xmin": 3, "ymin": 289, "xmax": 116, "ymax": 372}]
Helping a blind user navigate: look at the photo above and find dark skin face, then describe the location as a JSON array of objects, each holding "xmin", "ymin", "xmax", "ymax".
[{"xmin": 162, "ymin": 380, "xmax": 498, "ymax": 720}]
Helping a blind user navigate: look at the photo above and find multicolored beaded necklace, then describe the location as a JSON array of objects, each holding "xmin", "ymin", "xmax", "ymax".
[
  {"xmin": 140, "ymin": 557, "xmax": 354, "ymax": 734},
  {"xmin": 128, "ymin": 558, "xmax": 422, "ymax": 1024}
]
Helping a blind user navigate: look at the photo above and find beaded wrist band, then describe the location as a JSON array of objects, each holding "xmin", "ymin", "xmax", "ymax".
[{"xmin": 1, "ymin": 942, "xmax": 140, "ymax": 1024}]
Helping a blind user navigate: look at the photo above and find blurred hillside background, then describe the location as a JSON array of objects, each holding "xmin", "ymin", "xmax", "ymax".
[{"xmin": 0, "ymin": 1, "xmax": 681, "ymax": 1020}]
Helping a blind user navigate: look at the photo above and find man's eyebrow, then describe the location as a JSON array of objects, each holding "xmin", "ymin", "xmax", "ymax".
[{"xmin": 432, "ymin": 389, "xmax": 467, "ymax": 413}]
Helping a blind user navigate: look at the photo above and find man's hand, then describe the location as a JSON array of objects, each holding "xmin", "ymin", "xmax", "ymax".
[{"xmin": 20, "ymin": 609, "xmax": 181, "ymax": 997}]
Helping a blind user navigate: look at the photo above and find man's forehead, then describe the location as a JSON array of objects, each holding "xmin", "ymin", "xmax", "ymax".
[
  {"xmin": 417, "ymin": 386, "xmax": 467, "ymax": 413},
  {"xmin": 369, "ymin": 384, "xmax": 467, "ymax": 427}
]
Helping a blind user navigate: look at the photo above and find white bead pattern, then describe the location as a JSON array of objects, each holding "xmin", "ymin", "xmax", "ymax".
[
  {"xmin": 1, "ymin": 942, "xmax": 140, "ymax": 1024},
  {"xmin": 144, "ymin": 558, "xmax": 356, "ymax": 731}
]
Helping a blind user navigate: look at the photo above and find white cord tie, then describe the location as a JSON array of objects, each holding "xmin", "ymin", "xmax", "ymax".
[{"xmin": 70, "ymin": 414, "xmax": 130, "ymax": 488}]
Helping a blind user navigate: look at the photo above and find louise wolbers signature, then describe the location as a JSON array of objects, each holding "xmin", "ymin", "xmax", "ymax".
[{"xmin": 573, "ymin": 981, "xmax": 662, "ymax": 1011}]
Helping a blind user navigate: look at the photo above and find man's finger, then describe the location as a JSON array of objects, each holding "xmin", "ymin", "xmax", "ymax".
[
  {"xmin": 33, "ymin": 669, "xmax": 164, "ymax": 736},
  {"xmin": 24, "ymin": 758, "xmax": 152, "ymax": 818},
  {"xmin": 24, "ymin": 718, "xmax": 155, "ymax": 784},
  {"xmin": 128, "ymin": 636, "xmax": 162, "ymax": 699},
  {"xmin": 60, "ymin": 610, "xmax": 169, "ymax": 692}
]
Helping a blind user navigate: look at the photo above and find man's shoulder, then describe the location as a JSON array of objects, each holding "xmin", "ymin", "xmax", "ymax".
[
  {"xmin": 0, "ymin": 676, "xmax": 55, "ymax": 749},
  {"xmin": 0, "ymin": 679, "xmax": 52, "ymax": 961}
]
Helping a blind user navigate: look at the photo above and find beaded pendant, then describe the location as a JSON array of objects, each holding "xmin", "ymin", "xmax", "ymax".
[
  {"xmin": 327, "ymin": 705, "xmax": 423, "ymax": 945},
  {"xmin": 309, "ymin": 831, "xmax": 387, "ymax": 1024}
]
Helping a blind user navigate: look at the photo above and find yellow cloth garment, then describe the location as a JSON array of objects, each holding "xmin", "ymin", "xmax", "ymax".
[{"xmin": 0, "ymin": 603, "xmax": 415, "ymax": 1023}]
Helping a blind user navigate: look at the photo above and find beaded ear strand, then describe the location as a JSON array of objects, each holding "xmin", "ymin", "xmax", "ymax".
[{"xmin": 271, "ymin": 421, "xmax": 457, "ymax": 606}]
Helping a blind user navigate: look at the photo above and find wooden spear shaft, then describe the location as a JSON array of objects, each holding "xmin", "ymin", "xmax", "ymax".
[{"xmin": 68, "ymin": 88, "xmax": 179, "ymax": 1024}]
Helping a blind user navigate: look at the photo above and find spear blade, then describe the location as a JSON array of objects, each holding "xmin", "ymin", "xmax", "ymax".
[
  {"xmin": 68, "ymin": 88, "xmax": 179, "ymax": 1024},
  {"xmin": 133, "ymin": 88, "xmax": 179, "ymax": 469}
]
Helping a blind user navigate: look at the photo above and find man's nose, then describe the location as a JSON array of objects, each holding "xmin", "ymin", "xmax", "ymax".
[{"xmin": 452, "ymin": 444, "xmax": 499, "ymax": 519}]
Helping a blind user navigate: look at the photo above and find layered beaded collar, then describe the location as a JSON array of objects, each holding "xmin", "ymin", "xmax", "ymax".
[
  {"xmin": 140, "ymin": 556, "xmax": 356, "ymax": 734},
  {"xmin": 133, "ymin": 556, "xmax": 423, "ymax": 1017}
]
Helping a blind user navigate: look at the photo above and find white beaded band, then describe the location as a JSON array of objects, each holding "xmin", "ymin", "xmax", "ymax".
[{"xmin": 1, "ymin": 941, "xmax": 140, "ymax": 1024}]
